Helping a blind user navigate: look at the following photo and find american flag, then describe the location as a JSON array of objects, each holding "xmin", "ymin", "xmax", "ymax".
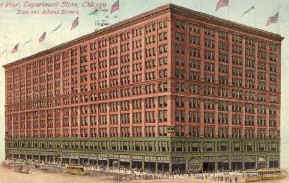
[
  {"xmin": 39, "ymin": 32, "xmax": 47, "ymax": 43},
  {"xmin": 215, "ymin": 0, "xmax": 229, "ymax": 12},
  {"xmin": 71, "ymin": 17, "xmax": 79, "ymax": 30},
  {"xmin": 110, "ymin": 0, "xmax": 119, "ymax": 14},
  {"xmin": 52, "ymin": 23, "xmax": 62, "ymax": 32},
  {"xmin": 11, "ymin": 43, "xmax": 19, "ymax": 54},
  {"xmin": 266, "ymin": 12, "xmax": 279, "ymax": 26},
  {"xmin": 242, "ymin": 5, "xmax": 255, "ymax": 17},
  {"xmin": 0, "ymin": 49, "xmax": 7, "ymax": 57}
]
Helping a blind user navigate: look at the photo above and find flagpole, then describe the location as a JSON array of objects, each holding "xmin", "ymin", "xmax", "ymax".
[
  {"xmin": 227, "ymin": 2, "xmax": 229, "ymax": 20},
  {"xmin": 17, "ymin": 43, "xmax": 21, "ymax": 59},
  {"xmin": 278, "ymin": 0, "xmax": 281, "ymax": 34},
  {"xmin": 5, "ymin": 47, "xmax": 8, "ymax": 64},
  {"xmin": 254, "ymin": 5, "xmax": 256, "ymax": 28}
]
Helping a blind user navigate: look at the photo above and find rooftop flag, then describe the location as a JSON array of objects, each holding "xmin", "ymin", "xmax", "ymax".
[
  {"xmin": 24, "ymin": 39, "xmax": 32, "ymax": 46},
  {"xmin": 11, "ymin": 43, "xmax": 19, "ymax": 54},
  {"xmin": 215, "ymin": 0, "xmax": 229, "ymax": 11},
  {"xmin": 266, "ymin": 12, "xmax": 279, "ymax": 26},
  {"xmin": 71, "ymin": 17, "xmax": 79, "ymax": 30},
  {"xmin": 52, "ymin": 23, "xmax": 62, "ymax": 32},
  {"xmin": 39, "ymin": 32, "xmax": 47, "ymax": 43},
  {"xmin": 89, "ymin": 8, "xmax": 99, "ymax": 16},
  {"xmin": 242, "ymin": 5, "xmax": 255, "ymax": 16},
  {"xmin": 111, "ymin": 0, "xmax": 119, "ymax": 14},
  {"xmin": 0, "ymin": 49, "xmax": 7, "ymax": 57}
]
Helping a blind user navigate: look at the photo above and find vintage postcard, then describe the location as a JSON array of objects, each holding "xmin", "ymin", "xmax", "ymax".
[{"xmin": 0, "ymin": 0, "xmax": 288, "ymax": 182}]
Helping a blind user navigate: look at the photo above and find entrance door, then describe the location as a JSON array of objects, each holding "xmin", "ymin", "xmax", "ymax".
[
  {"xmin": 203, "ymin": 162, "xmax": 215, "ymax": 172},
  {"xmin": 245, "ymin": 162, "xmax": 255, "ymax": 169}
]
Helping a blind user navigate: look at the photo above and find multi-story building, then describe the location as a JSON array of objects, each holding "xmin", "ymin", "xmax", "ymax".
[{"xmin": 4, "ymin": 4, "xmax": 283, "ymax": 173}]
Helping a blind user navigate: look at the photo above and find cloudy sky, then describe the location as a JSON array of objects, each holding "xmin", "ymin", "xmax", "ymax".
[{"xmin": 0, "ymin": 0, "xmax": 288, "ymax": 169}]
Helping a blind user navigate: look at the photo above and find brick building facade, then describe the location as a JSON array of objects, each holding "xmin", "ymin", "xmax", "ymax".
[{"xmin": 4, "ymin": 4, "xmax": 283, "ymax": 173}]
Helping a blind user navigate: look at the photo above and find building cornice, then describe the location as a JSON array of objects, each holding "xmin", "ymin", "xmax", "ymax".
[
  {"xmin": 3, "ymin": 4, "xmax": 171, "ymax": 68},
  {"xmin": 169, "ymin": 4, "xmax": 283, "ymax": 42},
  {"xmin": 3, "ymin": 3, "xmax": 283, "ymax": 69}
]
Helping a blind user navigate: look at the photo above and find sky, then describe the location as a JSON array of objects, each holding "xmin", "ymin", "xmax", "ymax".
[{"xmin": 0, "ymin": 0, "xmax": 289, "ymax": 169}]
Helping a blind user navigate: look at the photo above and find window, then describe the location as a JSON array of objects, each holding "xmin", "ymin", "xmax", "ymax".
[
  {"xmin": 232, "ymin": 34, "xmax": 242, "ymax": 43},
  {"xmin": 159, "ymin": 44, "xmax": 168, "ymax": 54},
  {"xmin": 190, "ymin": 85, "xmax": 200, "ymax": 94},
  {"xmin": 245, "ymin": 69, "xmax": 255, "ymax": 78},
  {"xmin": 218, "ymin": 128, "xmax": 228, "ymax": 138},
  {"xmin": 159, "ymin": 57, "xmax": 168, "ymax": 65},
  {"xmin": 175, "ymin": 82, "xmax": 185, "ymax": 92},
  {"xmin": 204, "ymin": 28, "xmax": 215, "ymax": 37},
  {"xmin": 158, "ymin": 110, "xmax": 167, "ymax": 122},
  {"xmin": 245, "ymin": 115, "xmax": 255, "ymax": 126},
  {"xmin": 159, "ymin": 32, "xmax": 167, "ymax": 41},
  {"xmin": 188, "ymin": 111, "xmax": 200, "ymax": 123},
  {"xmin": 270, "ymin": 74, "xmax": 277, "ymax": 82},
  {"xmin": 218, "ymin": 102, "xmax": 228, "ymax": 111},
  {"xmin": 245, "ymin": 47, "xmax": 255, "ymax": 57},
  {"xmin": 190, "ymin": 35, "xmax": 200, "ymax": 45},
  {"xmin": 270, "ymin": 54, "xmax": 277, "ymax": 62},
  {"xmin": 204, "ymin": 127, "xmax": 214, "ymax": 138},
  {"xmin": 204, "ymin": 100, "xmax": 215, "ymax": 110},
  {"xmin": 204, "ymin": 50, "xmax": 215, "ymax": 60},
  {"xmin": 175, "ymin": 58, "xmax": 185, "ymax": 66},
  {"xmin": 232, "ymin": 78, "xmax": 242, "ymax": 88},
  {"xmin": 189, "ymin": 128, "xmax": 200, "ymax": 137},
  {"xmin": 257, "ymin": 117, "xmax": 266, "ymax": 127},
  {"xmin": 218, "ymin": 113, "xmax": 228, "ymax": 124},
  {"xmin": 232, "ymin": 56, "xmax": 243, "ymax": 65},
  {"xmin": 258, "ymin": 40, "xmax": 267, "ymax": 50},
  {"xmin": 219, "ymin": 31, "xmax": 228, "ymax": 40},
  {"xmin": 189, "ymin": 98, "xmax": 200, "ymax": 109},
  {"xmin": 204, "ymin": 39, "xmax": 215, "ymax": 48},
  {"xmin": 232, "ymin": 128, "xmax": 241, "ymax": 138},
  {"xmin": 205, "ymin": 74, "xmax": 214, "ymax": 83},
  {"xmin": 190, "ymin": 60, "xmax": 201, "ymax": 69},
  {"xmin": 219, "ymin": 75, "xmax": 229, "ymax": 85},
  {"xmin": 176, "ymin": 19, "xmax": 185, "ymax": 29},
  {"xmin": 245, "ymin": 103, "xmax": 255, "ymax": 113},
  {"xmin": 232, "ymin": 103, "xmax": 242, "ymax": 112},
  {"xmin": 175, "ymin": 32, "xmax": 185, "ymax": 41},
  {"xmin": 175, "ymin": 44, "xmax": 185, "ymax": 55},
  {"xmin": 120, "ymin": 113, "xmax": 130, "ymax": 124},
  {"xmin": 132, "ymin": 113, "xmax": 141, "ymax": 123},
  {"xmin": 204, "ymin": 63, "xmax": 215, "ymax": 72},
  {"xmin": 190, "ymin": 48, "xmax": 200, "ymax": 58},
  {"xmin": 144, "ymin": 97, "xmax": 155, "ymax": 108},
  {"xmin": 159, "ymin": 20, "xmax": 168, "ymax": 29},
  {"xmin": 189, "ymin": 24, "xmax": 200, "ymax": 33},
  {"xmin": 232, "ymin": 67, "xmax": 242, "ymax": 77},
  {"xmin": 175, "ymin": 69, "xmax": 185, "ymax": 79},
  {"xmin": 232, "ymin": 45, "xmax": 242, "ymax": 54},
  {"xmin": 232, "ymin": 114, "xmax": 242, "ymax": 125},
  {"xmin": 203, "ymin": 86, "xmax": 215, "ymax": 96},
  {"xmin": 219, "ymin": 54, "xmax": 228, "ymax": 63},
  {"xmin": 158, "ymin": 96, "xmax": 167, "ymax": 107},
  {"xmin": 245, "ymin": 59, "xmax": 255, "ymax": 68},
  {"xmin": 175, "ymin": 110, "xmax": 185, "ymax": 122},
  {"xmin": 204, "ymin": 112, "xmax": 215, "ymax": 124},
  {"xmin": 159, "ymin": 82, "xmax": 168, "ymax": 92},
  {"xmin": 145, "ymin": 111, "xmax": 155, "ymax": 123},
  {"xmin": 218, "ymin": 88, "xmax": 229, "ymax": 97},
  {"xmin": 175, "ymin": 96, "xmax": 184, "ymax": 108}
]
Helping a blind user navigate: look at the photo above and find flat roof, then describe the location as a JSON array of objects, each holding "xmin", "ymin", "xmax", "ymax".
[{"xmin": 3, "ymin": 3, "xmax": 284, "ymax": 68}]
